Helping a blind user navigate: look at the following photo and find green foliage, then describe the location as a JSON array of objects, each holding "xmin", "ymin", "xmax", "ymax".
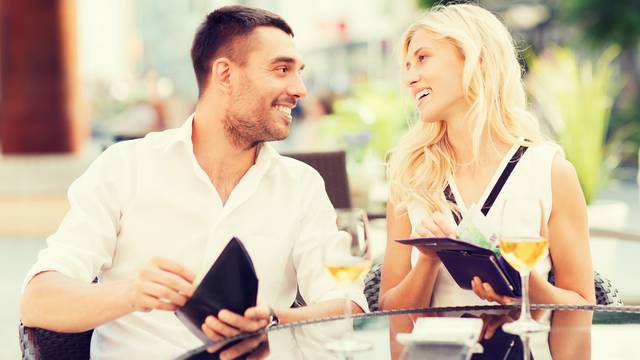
[
  {"xmin": 417, "ymin": 0, "xmax": 464, "ymax": 9},
  {"xmin": 560, "ymin": 0, "xmax": 640, "ymax": 48},
  {"xmin": 560, "ymin": 0, "xmax": 640, "ymax": 174},
  {"xmin": 527, "ymin": 47, "xmax": 626, "ymax": 203},
  {"xmin": 318, "ymin": 81, "xmax": 412, "ymax": 163}
]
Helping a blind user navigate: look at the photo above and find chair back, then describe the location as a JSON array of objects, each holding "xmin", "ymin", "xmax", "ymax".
[{"xmin": 283, "ymin": 151, "xmax": 352, "ymax": 209}]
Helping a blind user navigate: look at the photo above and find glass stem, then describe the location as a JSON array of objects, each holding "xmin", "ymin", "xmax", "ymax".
[
  {"xmin": 521, "ymin": 335, "xmax": 531, "ymax": 360},
  {"xmin": 519, "ymin": 270, "xmax": 532, "ymax": 322},
  {"xmin": 344, "ymin": 285, "xmax": 353, "ymax": 342}
]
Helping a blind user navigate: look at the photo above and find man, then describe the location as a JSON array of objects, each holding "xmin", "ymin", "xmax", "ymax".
[{"xmin": 20, "ymin": 5, "xmax": 367, "ymax": 359}]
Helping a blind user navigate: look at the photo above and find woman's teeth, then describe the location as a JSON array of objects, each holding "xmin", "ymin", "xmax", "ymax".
[{"xmin": 415, "ymin": 88, "xmax": 432, "ymax": 102}]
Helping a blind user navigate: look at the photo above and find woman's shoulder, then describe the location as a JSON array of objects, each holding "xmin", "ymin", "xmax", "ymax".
[
  {"xmin": 525, "ymin": 140, "xmax": 563, "ymax": 157},
  {"xmin": 519, "ymin": 141, "xmax": 564, "ymax": 169},
  {"xmin": 549, "ymin": 153, "xmax": 579, "ymax": 188},
  {"xmin": 520, "ymin": 141, "xmax": 580, "ymax": 198}
]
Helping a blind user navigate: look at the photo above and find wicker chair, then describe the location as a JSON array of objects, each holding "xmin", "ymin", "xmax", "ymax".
[
  {"xmin": 283, "ymin": 151, "xmax": 352, "ymax": 209},
  {"xmin": 19, "ymin": 295, "xmax": 313, "ymax": 360},
  {"xmin": 19, "ymin": 324, "xmax": 93, "ymax": 360}
]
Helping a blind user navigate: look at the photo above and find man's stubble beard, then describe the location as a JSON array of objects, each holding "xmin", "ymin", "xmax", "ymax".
[{"xmin": 223, "ymin": 103, "xmax": 286, "ymax": 150}]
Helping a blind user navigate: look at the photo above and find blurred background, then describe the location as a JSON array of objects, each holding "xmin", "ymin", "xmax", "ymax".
[{"xmin": 1, "ymin": 0, "xmax": 639, "ymax": 357}]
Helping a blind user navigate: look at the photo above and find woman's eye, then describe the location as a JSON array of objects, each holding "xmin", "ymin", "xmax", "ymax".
[
  {"xmin": 276, "ymin": 67, "xmax": 288, "ymax": 73},
  {"xmin": 418, "ymin": 55, "xmax": 426, "ymax": 62}
]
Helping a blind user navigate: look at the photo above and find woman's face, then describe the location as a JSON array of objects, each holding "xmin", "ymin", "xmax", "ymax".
[{"xmin": 403, "ymin": 29, "xmax": 469, "ymax": 124}]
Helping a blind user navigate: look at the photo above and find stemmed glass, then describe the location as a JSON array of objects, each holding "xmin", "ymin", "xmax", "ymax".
[
  {"xmin": 323, "ymin": 208, "xmax": 373, "ymax": 354},
  {"xmin": 498, "ymin": 197, "xmax": 550, "ymax": 335}
]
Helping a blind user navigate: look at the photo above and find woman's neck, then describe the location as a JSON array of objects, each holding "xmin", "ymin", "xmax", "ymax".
[{"xmin": 445, "ymin": 117, "xmax": 510, "ymax": 169}]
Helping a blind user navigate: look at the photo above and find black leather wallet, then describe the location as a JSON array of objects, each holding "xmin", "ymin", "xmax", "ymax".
[
  {"xmin": 175, "ymin": 237, "xmax": 259, "ymax": 344},
  {"xmin": 397, "ymin": 237, "xmax": 521, "ymax": 297},
  {"xmin": 460, "ymin": 314, "xmax": 531, "ymax": 360}
]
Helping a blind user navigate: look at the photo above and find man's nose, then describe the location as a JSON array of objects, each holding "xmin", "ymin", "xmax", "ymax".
[{"xmin": 289, "ymin": 75, "xmax": 308, "ymax": 100}]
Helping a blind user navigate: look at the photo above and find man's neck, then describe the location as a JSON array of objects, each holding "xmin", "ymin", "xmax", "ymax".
[{"xmin": 192, "ymin": 104, "xmax": 258, "ymax": 204}]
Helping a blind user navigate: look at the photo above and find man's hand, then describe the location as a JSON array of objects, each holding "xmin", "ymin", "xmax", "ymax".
[
  {"xmin": 201, "ymin": 306, "xmax": 274, "ymax": 359},
  {"xmin": 206, "ymin": 334, "xmax": 270, "ymax": 360},
  {"xmin": 201, "ymin": 306, "xmax": 271, "ymax": 342},
  {"xmin": 125, "ymin": 257, "xmax": 196, "ymax": 312}
]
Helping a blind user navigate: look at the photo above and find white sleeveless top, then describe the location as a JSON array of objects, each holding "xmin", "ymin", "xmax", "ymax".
[{"xmin": 407, "ymin": 142, "xmax": 561, "ymax": 307}]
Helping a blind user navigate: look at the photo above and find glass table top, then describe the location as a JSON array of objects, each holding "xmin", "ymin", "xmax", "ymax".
[{"xmin": 178, "ymin": 304, "xmax": 640, "ymax": 360}]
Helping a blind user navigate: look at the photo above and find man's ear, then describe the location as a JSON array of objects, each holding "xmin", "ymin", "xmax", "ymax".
[{"xmin": 211, "ymin": 58, "xmax": 232, "ymax": 94}]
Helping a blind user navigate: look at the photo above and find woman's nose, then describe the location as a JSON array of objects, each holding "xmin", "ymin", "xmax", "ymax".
[{"xmin": 404, "ymin": 67, "xmax": 420, "ymax": 88}]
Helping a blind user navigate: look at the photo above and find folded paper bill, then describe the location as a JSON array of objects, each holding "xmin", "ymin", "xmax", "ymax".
[{"xmin": 457, "ymin": 204, "xmax": 497, "ymax": 252}]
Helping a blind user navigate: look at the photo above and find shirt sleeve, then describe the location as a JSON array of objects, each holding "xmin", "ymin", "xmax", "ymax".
[
  {"xmin": 21, "ymin": 144, "xmax": 129, "ymax": 292},
  {"xmin": 291, "ymin": 170, "xmax": 370, "ymax": 313}
]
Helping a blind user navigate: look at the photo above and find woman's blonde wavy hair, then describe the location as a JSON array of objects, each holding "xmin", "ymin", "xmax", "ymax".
[{"xmin": 387, "ymin": 3, "xmax": 545, "ymax": 213}]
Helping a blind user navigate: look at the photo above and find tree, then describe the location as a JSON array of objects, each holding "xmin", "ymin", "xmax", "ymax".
[
  {"xmin": 561, "ymin": 0, "xmax": 640, "ymax": 49},
  {"xmin": 417, "ymin": 0, "xmax": 462, "ymax": 9},
  {"xmin": 560, "ymin": 0, "xmax": 640, "ymax": 144}
]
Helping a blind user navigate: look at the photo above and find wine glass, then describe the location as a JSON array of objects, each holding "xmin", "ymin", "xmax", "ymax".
[
  {"xmin": 498, "ymin": 196, "xmax": 550, "ymax": 335},
  {"xmin": 323, "ymin": 208, "xmax": 373, "ymax": 354}
]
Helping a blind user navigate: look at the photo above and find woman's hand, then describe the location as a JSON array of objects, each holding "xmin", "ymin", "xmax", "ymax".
[
  {"xmin": 415, "ymin": 211, "xmax": 457, "ymax": 238},
  {"xmin": 414, "ymin": 211, "xmax": 457, "ymax": 260},
  {"xmin": 478, "ymin": 311, "xmax": 518, "ymax": 340},
  {"xmin": 471, "ymin": 276, "xmax": 515, "ymax": 305}
]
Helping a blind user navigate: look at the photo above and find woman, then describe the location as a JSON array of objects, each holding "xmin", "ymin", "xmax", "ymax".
[{"xmin": 379, "ymin": 4, "xmax": 595, "ymax": 352}]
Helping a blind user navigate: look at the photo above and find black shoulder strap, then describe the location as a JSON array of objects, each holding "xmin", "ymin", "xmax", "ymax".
[
  {"xmin": 480, "ymin": 145, "xmax": 528, "ymax": 216},
  {"xmin": 445, "ymin": 145, "xmax": 528, "ymax": 225},
  {"xmin": 444, "ymin": 184, "xmax": 462, "ymax": 225}
]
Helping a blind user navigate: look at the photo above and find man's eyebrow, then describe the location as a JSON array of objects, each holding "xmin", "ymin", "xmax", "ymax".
[{"xmin": 270, "ymin": 56, "xmax": 305, "ymax": 70}]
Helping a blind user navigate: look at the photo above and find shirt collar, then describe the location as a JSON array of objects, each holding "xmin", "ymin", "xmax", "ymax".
[
  {"xmin": 254, "ymin": 141, "xmax": 279, "ymax": 173},
  {"xmin": 161, "ymin": 113, "xmax": 195, "ymax": 152},
  {"xmin": 162, "ymin": 113, "xmax": 280, "ymax": 170}
]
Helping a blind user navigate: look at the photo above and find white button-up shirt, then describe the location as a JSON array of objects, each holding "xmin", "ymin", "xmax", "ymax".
[{"xmin": 23, "ymin": 115, "xmax": 368, "ymax": 359}]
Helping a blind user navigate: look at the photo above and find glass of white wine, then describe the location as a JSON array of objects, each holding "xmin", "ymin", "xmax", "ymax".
[
  {"xmin": 499, "ymin": 197, "xmax": 550, "ymax": 335},
  {"xmin": 323, "ymin": 208, "xmax": 373, "ymax": 354}
]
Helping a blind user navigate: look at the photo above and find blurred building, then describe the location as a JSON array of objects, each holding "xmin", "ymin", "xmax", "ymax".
[{"xmin": 0, "ymin": 0, "xmax": 87, "ymax": 154}]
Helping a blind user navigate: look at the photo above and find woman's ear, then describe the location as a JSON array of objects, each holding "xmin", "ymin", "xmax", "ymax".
[{"xmin": 211, "ymin": 58, "xmax": 232, "ymax": 94}]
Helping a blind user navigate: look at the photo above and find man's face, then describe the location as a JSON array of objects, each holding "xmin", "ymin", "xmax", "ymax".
[{"xmin": 225, "ymin": 26, "xmax": 307, "ymax": 149}]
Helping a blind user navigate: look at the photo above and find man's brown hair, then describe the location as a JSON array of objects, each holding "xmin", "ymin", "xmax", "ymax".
[{"xmin": 190, "ymin": 5, "xmax": 294, "ymax": 96}]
